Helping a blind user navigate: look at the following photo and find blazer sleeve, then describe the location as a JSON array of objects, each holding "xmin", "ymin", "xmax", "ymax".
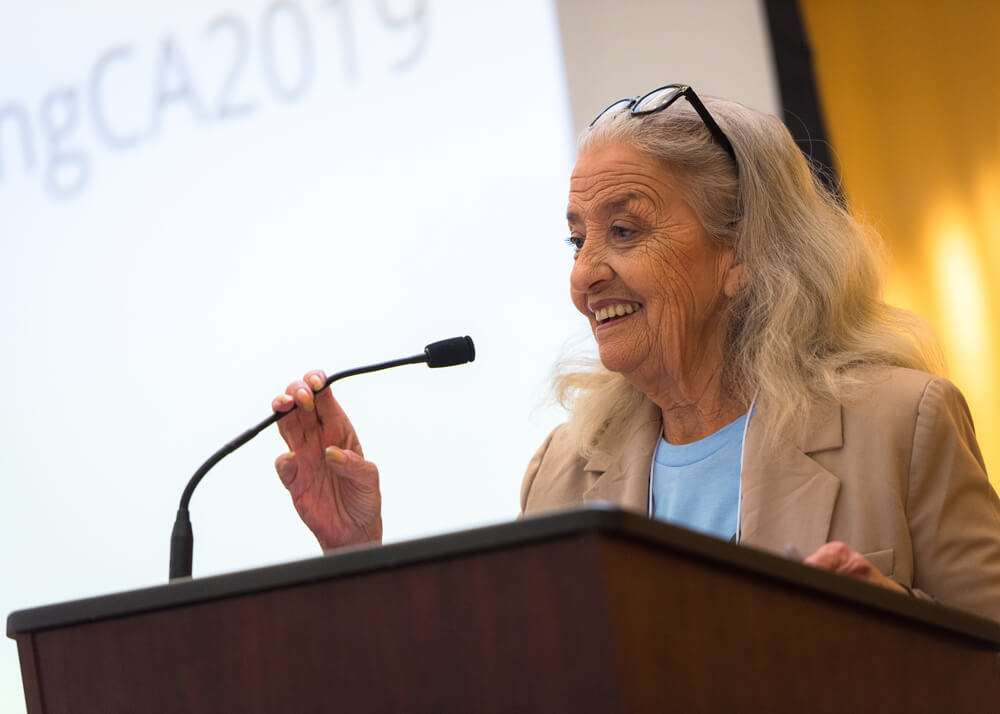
[
  {"xmin": 905, "ymin": 377, "xmax": 1000, "ymax": 622},
  {"xmin": 520, "ymin": 428, "xmax": 557, "ymax": 516}
]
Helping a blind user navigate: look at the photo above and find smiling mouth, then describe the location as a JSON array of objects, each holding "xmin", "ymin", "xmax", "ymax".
[{"xmin": 595, "ymin": 302, "xmax": 641, "ymax": 325}]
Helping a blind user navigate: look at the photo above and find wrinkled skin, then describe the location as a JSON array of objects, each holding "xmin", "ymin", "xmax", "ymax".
[
  {"xmin": 567, "ymin": 141, "xmax": 746, "ymax": 443},
  {"xmin": 272, "ymin": 371, "xmax": 382, "ymax": 549}
]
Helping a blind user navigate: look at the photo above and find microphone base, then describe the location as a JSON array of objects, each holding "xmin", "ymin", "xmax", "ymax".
[{"xmin": 169, "ymin": 508, "xmax": 193, "ymax": 581}]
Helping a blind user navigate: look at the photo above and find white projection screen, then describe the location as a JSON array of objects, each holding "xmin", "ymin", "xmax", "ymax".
[
  {"xmin": 1, "ymin": 0, "xmax": 783, "ymax": 708},
  {"xmin": 0, "ymin": 1, "xmax": 582, "ymax": 706}
]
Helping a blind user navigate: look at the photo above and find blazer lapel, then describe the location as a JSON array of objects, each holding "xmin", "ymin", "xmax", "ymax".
[
  {"xmin": 739, "ymin": 400, "xmax": 844, "ymax": 556},
  {"xmin": 576, "ymin": 394, "xmax": 845, "ymax": 554},
  {"xmin": 582, "ymin": 399, "xmax": 661, "ymax": 514}
]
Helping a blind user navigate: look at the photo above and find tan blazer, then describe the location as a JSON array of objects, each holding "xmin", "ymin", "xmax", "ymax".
[{"xmin": 520, "ymin": 367, "xmax": 1000, "ymax": 623}]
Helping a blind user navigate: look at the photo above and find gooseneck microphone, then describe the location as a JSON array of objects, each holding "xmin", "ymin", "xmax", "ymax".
[{"xmin": 168, "ymin": 336, "xmax": 475, "ymax": 581}]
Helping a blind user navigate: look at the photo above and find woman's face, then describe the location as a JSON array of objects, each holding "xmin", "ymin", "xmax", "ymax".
[{"xmin": 567, "ymin": 141, "xmax": 743, "ymax": 387}]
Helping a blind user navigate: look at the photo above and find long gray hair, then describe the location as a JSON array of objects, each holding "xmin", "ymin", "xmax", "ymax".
[{"xmin": 556, "ymin": 96, "xmax": 943, "ymax": 455}]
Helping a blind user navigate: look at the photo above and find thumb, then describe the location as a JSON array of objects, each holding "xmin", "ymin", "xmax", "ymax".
[{"xmin": 325, "ymin": 446, "xmax": 377, "ymax": 484}]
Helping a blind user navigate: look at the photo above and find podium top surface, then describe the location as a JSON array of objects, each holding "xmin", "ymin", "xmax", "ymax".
[{"xmin": 8, "ymin": 505, "xmax": 1000, "ymax": 646}]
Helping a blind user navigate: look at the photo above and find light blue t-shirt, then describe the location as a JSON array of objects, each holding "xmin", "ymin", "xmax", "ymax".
[{"xmin": 650, "ymin": 413, "xmax": 747, "ymax": 541}]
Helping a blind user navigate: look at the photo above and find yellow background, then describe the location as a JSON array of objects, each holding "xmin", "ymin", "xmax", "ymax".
[{"xmin": 800, "ymin": 0, "xmax": 1000, "ymax": 488}]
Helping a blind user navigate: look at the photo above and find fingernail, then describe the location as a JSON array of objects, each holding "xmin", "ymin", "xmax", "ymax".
[
  {"xmin": 325, "ymin": 447, "xmax": 346, "ymax": 464},
  {"xmin": 297, "ymin": 388, "xmax": 314, "ymax": 411},
  {"xmin": 276, "ymin": 394, "xmax": 293, "ymax": 406},
  {"xmin": 308, "ymin": 375, "xmax": 324, "ymax": 390}
]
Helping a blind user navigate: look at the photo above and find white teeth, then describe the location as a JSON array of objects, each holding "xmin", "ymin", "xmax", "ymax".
[{"xmin": 594, "ymin": 302, "xmax": 640, "ymax": 323}]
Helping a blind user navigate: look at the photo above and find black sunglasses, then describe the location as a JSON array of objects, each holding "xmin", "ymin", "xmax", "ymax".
[{"xmin": 589, "ymin": 84, "xmax": 738, "ymax": 169}]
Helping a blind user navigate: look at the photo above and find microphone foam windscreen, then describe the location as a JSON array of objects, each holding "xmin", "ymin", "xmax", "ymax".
[{"xmin": 425, "ymin": 336, "xmax": 476, "ymax": 368}]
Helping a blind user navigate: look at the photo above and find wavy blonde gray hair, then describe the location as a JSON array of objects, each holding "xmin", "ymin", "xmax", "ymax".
[{"xmin": 556, "ymin": 96, "xmax": 943, "ymax": 456}]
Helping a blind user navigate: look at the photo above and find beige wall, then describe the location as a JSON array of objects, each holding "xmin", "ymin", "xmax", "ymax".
[{"xmin": 554, "ymin": 0, "xmax": 781, "ymax": 139}]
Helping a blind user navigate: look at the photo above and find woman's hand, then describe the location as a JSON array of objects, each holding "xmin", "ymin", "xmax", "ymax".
[
  {"xmin": 272, "ymin": 370, "xmax": 382, "ymax": 550},
  {"xmin": 804, "ymin": 541, "xmax": 908, "ymax": 595}
]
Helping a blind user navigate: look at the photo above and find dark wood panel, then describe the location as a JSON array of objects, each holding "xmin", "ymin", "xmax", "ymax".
[
  {"xmin": 11, "ymin": 508, "xmax": 1000, "ymax": 713},
  {"xmin": 14, "ymin": 634, "xmax": 43, "ymax": 714},
  {"xmin": 31, "ymin": 536, "xmax": 623, "ymax": 714},
  {"xmin": 597, "ymin": 537, "xmax": 1000, "ymax": 713},
  {"xmin": 12, "ymin": 508, "xmax": 1000, "ymax": 647}
]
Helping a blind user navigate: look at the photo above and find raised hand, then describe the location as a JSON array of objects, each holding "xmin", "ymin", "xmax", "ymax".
[{"xmin": 272, "ymin": 370, "xmax": 382, "ymax": 549}]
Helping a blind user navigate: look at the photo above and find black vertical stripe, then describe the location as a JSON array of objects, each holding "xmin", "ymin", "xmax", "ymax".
[{"xmin": 762, "ymin": 0, "xmax": 841, "ymax": 200}]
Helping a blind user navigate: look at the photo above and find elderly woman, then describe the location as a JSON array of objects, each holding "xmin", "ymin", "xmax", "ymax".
[{"xmin": 272, "ymin": 84, "xmax": 1000, "ymax": 622}]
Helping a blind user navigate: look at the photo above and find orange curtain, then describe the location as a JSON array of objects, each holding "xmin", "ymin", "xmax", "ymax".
[{"xmin": 799, "ymin": 0, "xmax": 1000, "ymax": 487}]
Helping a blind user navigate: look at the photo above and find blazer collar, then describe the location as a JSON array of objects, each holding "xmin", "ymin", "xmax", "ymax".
[
  {"xmin": 794, "ymin": 398, "xmax": 843, "ymax": 453},
  {"xmin": 580, "ymin": 395, "xmax": 845, "ymax": 555},
  {"xmin": 581, "ymin": 399, "xmax": 660, "ymax": 514},
  {"xmin": 739, "ymin": 398, "xmax": 843, "ymax": 555}
]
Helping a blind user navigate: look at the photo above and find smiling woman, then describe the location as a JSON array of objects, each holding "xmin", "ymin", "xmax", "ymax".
[
  {"xmin": 521, "ymin": 85, "xmax": 1000, "ymax": 623},
  {"xmin": 566, "ymin": 142, "xmax": 746, "ymax": 445},
  {"xmin": 552, "ymin": 87, "xmax": 938, "ymax": 461},
  {"xmin": 271, "ymin": 84, "xmax": 1000, "ymax": 624}
]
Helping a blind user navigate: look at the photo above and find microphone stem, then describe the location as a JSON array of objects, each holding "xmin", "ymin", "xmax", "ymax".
[
  {"xmin": 168, "ymin": 352, "xmax": 425, "ymax": 580},
  {"xmin": 177, "ymin": 353, "xmax": 425, "ymax": 511}
]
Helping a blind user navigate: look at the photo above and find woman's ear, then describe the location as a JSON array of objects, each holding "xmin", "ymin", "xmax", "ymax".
[
  {"xmin": 723, "ymin": 261, "xmax": 746, "ymax": 298},
  {"xmin": 722, "ymin": 222, "xmax": 746, "ymax": 298}
]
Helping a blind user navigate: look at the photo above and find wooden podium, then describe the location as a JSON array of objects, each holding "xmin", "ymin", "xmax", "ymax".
[{"xmin": 8, "ymin": 506, "xmax": 1000, "ymax": 713}]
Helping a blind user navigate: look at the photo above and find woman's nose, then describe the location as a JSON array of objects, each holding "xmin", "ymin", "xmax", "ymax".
[{"xmin": 569, "ymin": 241, "xmax": 613, "ymax": 294}]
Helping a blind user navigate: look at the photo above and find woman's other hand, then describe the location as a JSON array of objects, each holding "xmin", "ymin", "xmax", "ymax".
[
  {"xmin": 804, "ymin": 541, "xmax": 908, "ymax": 595},
  {"xmin": 272, "ymin": 370, "xmax": 382, "ymax": 549}
]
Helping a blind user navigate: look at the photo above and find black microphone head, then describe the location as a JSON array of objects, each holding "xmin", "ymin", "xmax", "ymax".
[{"xmin": 425, "ymin": 336, "xmax": 475, "ymax": 368}]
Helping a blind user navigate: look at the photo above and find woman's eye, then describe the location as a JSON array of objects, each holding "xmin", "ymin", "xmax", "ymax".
[
  {"xmin": 565, "ymin": 236, "xmax": 583, "ymax": 253},
  {"xmin": 611, "ymin": 225, "xmax": 635, "ymax": 241}
]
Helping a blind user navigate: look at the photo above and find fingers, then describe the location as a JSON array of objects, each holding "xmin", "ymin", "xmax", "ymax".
[
  {"xmin": 324, "ymin": 447, "xmax": 381, "ymax": 525},
  {"xmin": 315, "ymin": 387, "xmax": 363, "ymax": 456},
  {"xmin": 275, "ymin": 391, "xmax": 306, "ymax": 452},
  {"xmin": 287, "ymin": 379, "xmax": 316, "ymax": 413},
  {"xmin": 804, "ymin": 541, "xmax": 902, "ymax": 591},
  {"xmin": 274, "ymin": 371, "xmax": 327, "ymax": 451},
  {"xmin": 272, "ymin": 393, "xmax": 295, "ymax": 413},
  {"xmin": 325, "ymin": 446, "xmax": 374, "ymax": 482},
  {"xmin": 274, "ymin": 452, "xmax": 298, "ymax": 486},
  {"xmin": 273, "ymin": 368, "xmax": 366, "ymax": 479},
  {"xmin": 325, "ymin": 446, "xmax": 347, "ymax": 465},
  {"xmin": 304, "ymin": 370, "xmax": 327, "ymax": 391},
  {"xmin": 804, "ymin": 541, "xmax": 863, "ymax": 574},
  {"xmin": 276, "ymin": 370, "xmax": 327, "ymax": 414},
  {"xmin": 291, "ymin": 374, "xmax": 325, "ymax": 452}
]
